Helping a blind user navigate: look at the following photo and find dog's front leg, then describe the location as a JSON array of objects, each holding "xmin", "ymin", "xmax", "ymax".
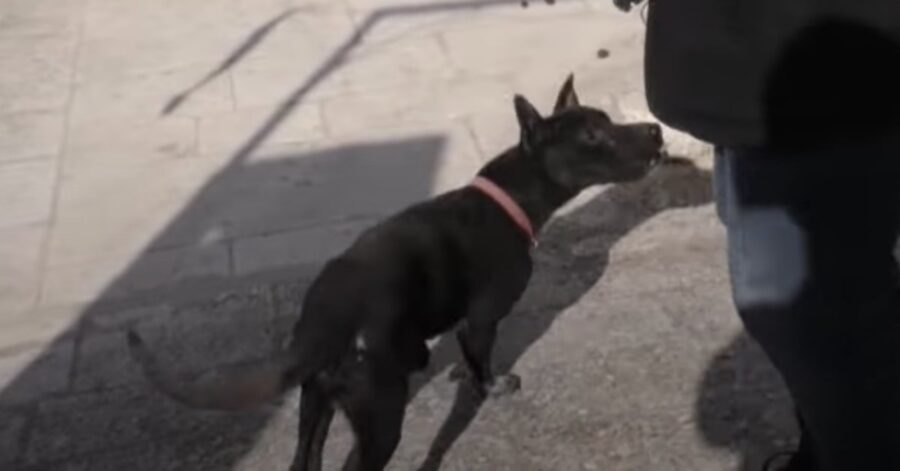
[{"xmin": 456, "ymin": 316, "xmax": 520, "ymax": 398}]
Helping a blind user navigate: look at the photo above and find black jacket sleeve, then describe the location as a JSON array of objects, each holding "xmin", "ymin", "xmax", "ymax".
[{"xmin": 644, "ymin": 1, "xmax": 900, "ymax": 149}]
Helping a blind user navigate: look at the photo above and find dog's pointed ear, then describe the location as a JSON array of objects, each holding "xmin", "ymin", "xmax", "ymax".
[
  {"xmin": 514, "ymin": 94, "xmax": 543, "ymax": 151},
  {"xmin": 553, "ymin": 74, "xmax": 579, "ymax": 113}
]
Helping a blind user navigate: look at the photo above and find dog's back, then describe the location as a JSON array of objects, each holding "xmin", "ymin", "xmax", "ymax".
[{"xmin": 290, "ymin": 189, "xmax": 498, "ymax": 376}]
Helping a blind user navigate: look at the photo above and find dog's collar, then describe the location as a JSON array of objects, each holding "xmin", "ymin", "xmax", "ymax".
[{"xmin": 470, "ymin": 176, "xmax": 538, "ymax": 248}]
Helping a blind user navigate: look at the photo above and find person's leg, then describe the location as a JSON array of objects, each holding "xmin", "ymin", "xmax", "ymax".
[{"xmin": 714, "ymin": 146, "xmax": 900, "ymax": 471}]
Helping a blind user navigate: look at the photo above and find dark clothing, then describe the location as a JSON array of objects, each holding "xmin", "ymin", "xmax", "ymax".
[
  {"xmin": 643, "ymin": 2, "xmax": 900, "ymax": 469},
  {"xmin": 715, "ymin": 146, "xmax": 900, "ymax": 471},
  {"xmin": 644, "ymin": 1, "xmax": 900, "ymax": 148}
]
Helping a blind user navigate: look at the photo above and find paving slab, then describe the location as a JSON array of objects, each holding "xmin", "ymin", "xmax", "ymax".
[
  {"xmin": 0, "ymin": 159, "xmax": 57, "ymax": 229},
  {"xmin": 73, "ymin": 289, "xmax": 273, "ymax": 392},
  {"xmin": 0, "ymin": 224, "xmax": 44, "ymax": 314},
  {"xmin": 0, "ymin": 0, "xmax": 83, "ymax": 39},
  {"xmin": 0, "ymin": 110, "xmax": 66, "ymax": 163},
  {"xmin": 343, "ymin": 0, "xmax": 593, "ymax": 44},
  {"xmin": 64, "ymin": 114, "xmax": 197, "ymax": 169},
  {"xmin": 233, "ymin": 217, "xmax": 378, "ymax": 276},
  {"xmin": 196, "ymin": 104, "xmax": 325, "ymax": 156},
  {"xmin": 320, "ymin": 76, "xmax": 511, "ymax": 137},
  {"xmin": 79, "ymin": 0, "xmax": 284, "ymax": 79},
  {"xmin": 42, "ymin": 241, "xmax": 231, "ymax": 307},
  {"xmin": 70, "ymin": 62, "xmax": 236, "ymax": 120},
  {"xmin": 227, "ymin": 8, "xmax": 360, "ymax": 108},
  {"xmin": 0, "ymin": 27, "xmax": 78, "ymax": 114},
  {"xmin": 47, "ymin": 157, "xmax": 224, "ymax": 266},
  {"xmin": 0, "ymin": 339, "xmax": 74, "ymax": 406},
  {"xmin": 0, "ymin": 408, "xmax": 28, "ymax": 465},
  {"xmin": 44, "ymin": 128, "xmax": 473, "ymax": 305}
]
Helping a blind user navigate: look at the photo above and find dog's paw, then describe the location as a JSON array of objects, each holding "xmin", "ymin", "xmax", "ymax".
[{"xmin": 487, "ymin": 374, "xmax": 522, "ymax": 398}]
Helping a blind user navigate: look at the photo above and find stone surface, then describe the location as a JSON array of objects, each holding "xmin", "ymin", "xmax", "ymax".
[
  {"xmin": 0, "ymin": 304, "xmax": 82, "ymax": 351},
  {"xmin": 74, "ymin": 289, "xmax": 272, "ymax": 392},
  {"xmin": 320, "ymin": 76, "xmax": 511, "ymax": 137},
  {"xmin": 64, "ymin": 114, "xmax": 197, "ymax": 169},
  {"xmin": 70, "ymin": 62, "xmax": 235, "ymax": 120},
  {"xmin": 0, "ymin": 110, "xmax": 65, "ymax": 163},
  {"xmin": 338, "ymin": 36, "xmax": 457, "ymax": 94},
  {"xmin": 41, "ymin": 242, "xmax": 231, "ymax": 306},
  {"xmin": 47, "ymin": 157, "xmax": 224, "ymax": 265},
  {"xmin": 23, "ymin": 385, "xmax": 269, "ymax": 465},
  {"xmin": 196, "ymin": 104, "xmax": 325, "ymax": 156},
  {"xmin": 0, "ymin": 31, "xmax": 77, "ymax": 114},
  {"xmin": 0, "ymin": 339, "xmax": 74, "ymax": 405},
  {"xmin": 0, "ymin": 0, "xmax": 798, "ymax": 470},
  {"xmin": 344, "ymin": 0, "xmax": 591, "ymax": 44},
  {"xmin": 227, "ymin": 6, "xmax": 359, "ymax": 108},
  {"xmin": 0, "ymin": 159, "xmax": 56, "ymax": 229},
  {"xmin": 0, "ymin": 0, "xmax": 83, "ymax": 39},
  {"xmin": 233, "ymin": 218, "xmax": 377, "ymax": 276},
  {"xmin": 0, "ymin": 224, "xmax": 44, "ymax": 314},
  {"xmin": 0, "ymin": 408, "xmax": 28, "ymax": 465}
]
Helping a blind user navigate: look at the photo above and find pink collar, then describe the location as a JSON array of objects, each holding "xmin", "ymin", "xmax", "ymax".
[{"xmin": 470, "ymin": 176, "xmax": 538, "ymax": 248}]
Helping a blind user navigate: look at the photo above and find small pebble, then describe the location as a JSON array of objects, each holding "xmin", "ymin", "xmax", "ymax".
[{"xmin": 597, "ymin": 48, "xmax": 611, "ymax": 59}]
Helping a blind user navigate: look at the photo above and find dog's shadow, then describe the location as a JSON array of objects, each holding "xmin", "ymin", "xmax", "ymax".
[{"xmin": 410, "ymin": 157, "xmax": 714, "ymax": 470}]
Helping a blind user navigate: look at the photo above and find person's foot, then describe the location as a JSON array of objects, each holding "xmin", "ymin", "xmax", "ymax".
[
  {"xmin": 766, "ymin": 409, "xmax": 815, "ymax": 470},
  {"xmin": 763, "ymin": 451, "xmax": 794, "ymax": 471},
  {"xmin": 763, "ymin": 449, "xmax": 813, "ymax": 471}
]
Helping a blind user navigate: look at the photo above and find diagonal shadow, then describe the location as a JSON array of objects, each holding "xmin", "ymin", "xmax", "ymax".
[
  {"xmin": 161, "ymin": 8, "xmax": 299, "ymax": 115},
  {"xmin": 0, "ymin": 136, "xmax": 445, "ymax": 470},
  {"xmin": 227, "ymin": 0, "xmax": 545, "ymax": 168},
  {"xmin": 411, "ymin": 158, "xmax": 714, "ymax": 470},
  {"xmin": 164, "ymin": 0, "xmax": 566, "ymax": 169}
]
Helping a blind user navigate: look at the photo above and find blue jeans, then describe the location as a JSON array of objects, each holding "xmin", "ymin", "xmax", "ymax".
[{"xmin": 714, "ymin": 147, "xmax": 900, "ymax": 470}]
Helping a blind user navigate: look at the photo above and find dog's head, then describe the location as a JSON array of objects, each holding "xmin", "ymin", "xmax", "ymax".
[{"xmin": 514, "ymin": 75, "xmax": 664, "ymax": 191}]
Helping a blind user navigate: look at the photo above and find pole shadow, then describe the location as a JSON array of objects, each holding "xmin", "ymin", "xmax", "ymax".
[{"xmin": 2, "ymin": 136, "xmax": 445, "ymax": 470}]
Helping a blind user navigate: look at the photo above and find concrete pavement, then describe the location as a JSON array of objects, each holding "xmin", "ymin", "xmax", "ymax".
[{"xmin": 0, "ymin": 0, "xmax": 794, "ymax": 469}]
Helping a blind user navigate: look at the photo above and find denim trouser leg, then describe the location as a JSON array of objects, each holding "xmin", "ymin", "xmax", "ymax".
[{"xmin": 714, "ymin": 147, "xmax": 900, "ymax": 470}]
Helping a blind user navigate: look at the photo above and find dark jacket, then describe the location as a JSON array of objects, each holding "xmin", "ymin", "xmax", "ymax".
[{"xmin": 644, "ymin": 1, "xmax": 900, "ymax": 148}]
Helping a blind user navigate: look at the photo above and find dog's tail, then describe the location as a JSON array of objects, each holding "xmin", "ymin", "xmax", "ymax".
[{"xmin": 126, "ymin": 330, "xmax": 304, "ymax": 411}]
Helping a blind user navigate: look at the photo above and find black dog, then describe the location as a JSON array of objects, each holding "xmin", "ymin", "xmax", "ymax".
[{"xmin": 127, "ymin": 75, "xmax": 664, "ymax": 471}]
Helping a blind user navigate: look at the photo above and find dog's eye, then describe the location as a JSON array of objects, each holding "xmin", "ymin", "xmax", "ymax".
[{"xmin": 582, "ymin": 129, "xmax": 611, "ymax": 146}]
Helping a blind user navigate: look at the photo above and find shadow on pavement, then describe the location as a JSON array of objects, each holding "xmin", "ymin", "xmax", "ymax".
[
  {"xmin": 1, "ymin": 136, "xmax": 444, "ymax": 470},
  {"xmin": 164, "ymin": 0, "xmax": 566, "ymax": 165},
  {"xmin": 694, "ymin": 333, "xmax": 797, "ymax": 471}
]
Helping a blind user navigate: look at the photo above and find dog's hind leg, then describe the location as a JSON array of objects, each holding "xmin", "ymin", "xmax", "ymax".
[
  {"xmin": 290, "ymin": 382, "xmax": 334, "ymax": 471},
  {"xmin": 304, "ymin": 398, "xmax": 335, "ymax": 471},
  {"xmin": 339, "ymin": 375, "xmax": 408, "ymax": 471}
]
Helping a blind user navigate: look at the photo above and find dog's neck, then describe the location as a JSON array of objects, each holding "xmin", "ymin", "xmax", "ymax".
[{"xmin": 476, "ymin": 146, "xmax": 576, "ymax": 232}]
